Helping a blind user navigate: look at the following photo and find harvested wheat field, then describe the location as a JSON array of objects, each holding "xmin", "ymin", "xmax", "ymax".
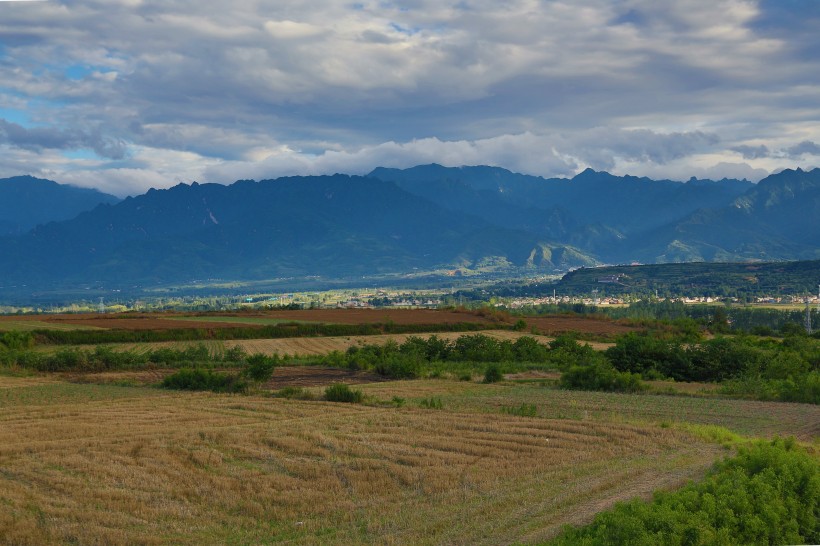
[
  {"xmin": 95, "ymin": 331, "xmax": 611, "ymax": 359},
  {"xmin": 0, "ymin": 378, "xmax": 725, "ymax": 545},
  {"xmin": 223, "ymin": 330, "xmax": 616, "ymax": 357},
  {"xmin": 358, "ymin": 380, "xmax": 820, "ymax": 440}
]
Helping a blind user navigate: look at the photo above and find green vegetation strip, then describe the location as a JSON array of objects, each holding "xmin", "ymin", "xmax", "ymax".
[
  {"xmin": 31, "ymin": 320, "xmax": 492, "ymax": 345},
  {"xmin": 548, "ymin": 438, "xmax": 819, "ymax": 545}
]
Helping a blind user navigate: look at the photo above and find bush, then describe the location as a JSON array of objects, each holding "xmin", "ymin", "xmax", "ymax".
[
  {"xmin": 161, "ymin": 368, "xmax": 246, "ymax": 393},
  {"xmin": 559, "ymin": 361, "xmax": 646, "ymax": 393},
  {"xmin": 552, "ymin": 439, "xmax": 820, "ymax": 545},
  {"xmin": 374, "ymin": 354, "xmax": 421, "ymax": 379},
  {"xmin": 1, "ymin": 331, "xmax": 34, "ymax": 350},
  {"xmin": 324, "ymin": 383, "xmax": 364, "ymax": 403},
  {"xmin": 241, "ymin": 353, "xmax": 277, "ymax": 382},
  {"xmin": 483, "ymin": 363, "xmax": 503, "ymax": 383},
  {"xmin": 720, "ymin": 371, "xmax": 820, "ymax": 404}
]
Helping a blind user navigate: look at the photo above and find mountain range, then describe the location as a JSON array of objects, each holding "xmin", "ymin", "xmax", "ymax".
[
  {"xmin": 0, "ymin": 166, "xmax": 818, "ymax": 291},
  {"xmin": 0, "ymin": 176, "xmax": 119, "ymax": 236}
]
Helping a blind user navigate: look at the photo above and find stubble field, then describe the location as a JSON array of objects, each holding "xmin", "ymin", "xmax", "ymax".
[{"xmin": 0, "ymin": 378, "xmax": 730, "ymax": 545}]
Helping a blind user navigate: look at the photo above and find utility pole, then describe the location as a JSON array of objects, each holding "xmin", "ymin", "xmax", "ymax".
[{"xmin": 806, "ymin": 296, "xmax": 813, "ymax": 335}]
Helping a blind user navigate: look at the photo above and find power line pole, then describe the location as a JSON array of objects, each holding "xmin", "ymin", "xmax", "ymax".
[{"xmin": 806, "ymin": 296, "xmax": 813, "ymax": 335}]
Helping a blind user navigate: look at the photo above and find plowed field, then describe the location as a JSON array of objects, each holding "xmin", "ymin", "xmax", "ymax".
[
  {"xmin": 1, "ymin": 310, "xmax": 638, "ymax": 337},
  {"xmin": 523, "ymin": 315, "xmax": 636, "ymax": 335}
]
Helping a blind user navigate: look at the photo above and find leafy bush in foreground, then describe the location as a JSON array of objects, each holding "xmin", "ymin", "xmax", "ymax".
[
  {"xmin": 549, "ymin": 438, "xmax": 819, "ymax": 546},
  {"xmin": 241, "ymin": 353, "xmax": 278, "ymax": 382},
  {"xmin": 483, "ymin": 363, "xmax": 503, "ymax": 383},
  {"xmin": 161, "ymin": 369, "xmax": 246, "ymax": 393},
  {"xmin": 559, "ymin": 361, "xmax": 646, "ymax": 393},
  {"xmin": 324, "ymin": 383, "xmax": 363, "ymax": 403}
]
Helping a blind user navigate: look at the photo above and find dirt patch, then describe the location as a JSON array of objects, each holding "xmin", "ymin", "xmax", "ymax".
[
  {"xmin": 524, "ymin": 315, "xmax": 637, "ymax": 336},
  {"xmin": 60, "ymin": 368, "xmax": 178, "ymax": 385},
  {"xmin": 39, "ymin": 315, "xmax": 261, "ymax": 330},
  {"xmin": 504, "ymin": 370, "xmax": 561, "ymax": 381},
  {"xmin": 58, "ymin": 366, "xmax": 386, "ymax": 389},
  {"xmin": 265, "ymin": 366, "xmax": 387, "ymax": 389}
]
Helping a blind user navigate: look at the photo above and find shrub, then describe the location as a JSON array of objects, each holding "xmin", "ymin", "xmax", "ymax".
[
  {"xmin": 374, "ymin": 354, "xmax": 421, "ymax": 379},
  {"xmin": 512, "ymin": 335, "xmax": 549, "ymax": 361},
  {"xmin": 161, "ymin": 369, "xmax": 246, "ymax": 393},
  {"xmin": 552, "ymin": 439, "xmax": 820, "ymax": 545},
  {"xmin": 324, "ymin": 383, "xmax": 364, "ymax": 403},
  {"xmin": 483, "ymin": 363, "xmax": 503, "ymax": 383},
  {"xmin": 241, "ymin": 353, "xmax": 277, "ymax": 382},
  {"xmin": 222, "ymin": 345, "xmax": 248, "ymax": 362},
  {"xmin": 559, "ymin": 362, "xmax": 646, "ymax": 393},
  {"xmin": 1, "ymin": 331, "xmax": 34, "ymax": 350}
]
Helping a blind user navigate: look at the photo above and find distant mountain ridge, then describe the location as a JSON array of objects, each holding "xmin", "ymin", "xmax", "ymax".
[
  {"xmin": 0, "ymin": 166, "xmax": 817, "ymax": 292},
  {"xmin": 0, "ymin": 176, "xmax": 119, "ymax": 235}
]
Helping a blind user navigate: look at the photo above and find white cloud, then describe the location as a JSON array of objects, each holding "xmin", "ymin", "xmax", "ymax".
[{"xmin": 0, "ymin": 0, "xmax": 817, "ymax": 193}]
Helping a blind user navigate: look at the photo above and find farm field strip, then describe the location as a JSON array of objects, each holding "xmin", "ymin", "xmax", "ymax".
[
  {"xmin": 162, "ymin": 316, "xmax": 318, "ymax": 326},
  {"xmin": 0, "ymin": 378, "xmax": 723, "ymax": 545},
  {"xmin": 358, "ymin": 380, "xmax": 820, "ymax": 441},
  {"xmin": 0, "ymin": 319, "xmax": 104, "ymax": 332},
  {"xmin": 35, "ymin": 330, "xmax": 613, "ymax": 356}
]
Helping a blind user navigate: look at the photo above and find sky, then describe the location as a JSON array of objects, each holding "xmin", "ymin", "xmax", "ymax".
[{"xmin": 0, "ymin": 0, "xmax": 819, "ymax": 197}]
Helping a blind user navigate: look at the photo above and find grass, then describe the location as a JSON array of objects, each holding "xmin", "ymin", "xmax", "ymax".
[
  {"xmin": 357, "ymin": 381, "xmax": 820, "ymax": 440},
  {"xmin": 0, "ymin": 377, "xmax": 728, "ymax": 545},
  {"xmin": 0, "ymin": 320, "xmax": 104, "ymax": 332}
]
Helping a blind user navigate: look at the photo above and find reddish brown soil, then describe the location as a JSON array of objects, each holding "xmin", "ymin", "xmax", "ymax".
[
  {"xmin": 10, "ymin": 309, "xmax": 502, "ymax": 330},
  {"xmin": 2, "ymin": 309, "xmax": 636, "ymax": 336},
  {"xmin": 265, "ymin": 366, "xmax": 387, "ymax": 388},
  {"xmin": 45, "ymin": 317, "xmax": 255, "ymax": 330},
  {"xmin": 0, "ymin": 313, "xmax": 258, "ymax": 330},
  {"xmin": 524, "ymin": 315, "xmax": 637, "ymax": 336},
  {"xmin": 62, "ymin": 366, "xmax": 384, "ymax": 389}
]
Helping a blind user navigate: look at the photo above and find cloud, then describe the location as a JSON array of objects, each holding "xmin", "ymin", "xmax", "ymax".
[
  {"xmin": 0, "ymin": 0, "xmax": 817, "ymax": 193},
  {"xmin": 732, "ymin": 144, "xmax": 770, "ymax": 159},
  {"xmin": 201, "ymin": 128, "xmax": 721, "ymax": 184},
  {"xmin": 785, "ymin": 140, "xmax": 820, "ymax": 157},
  {"xmin": 0, "ymin": 119, "xmax": 127, "ymax": 159}
]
